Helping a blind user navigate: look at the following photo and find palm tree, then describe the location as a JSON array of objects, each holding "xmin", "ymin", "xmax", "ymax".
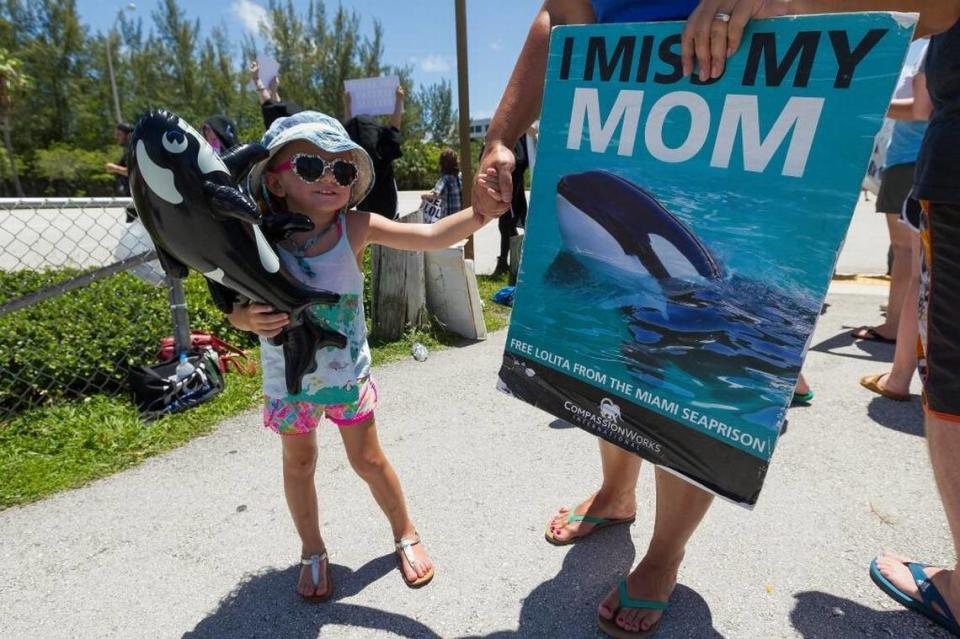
[{"xmin": 0, "ymin": 48, "xmax": 30, "ymax": 197}]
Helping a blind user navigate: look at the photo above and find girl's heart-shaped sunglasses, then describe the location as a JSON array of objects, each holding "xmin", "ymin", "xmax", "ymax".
[{"xmin": 268, "ymin": 153, "xmax": 359, "ymax": 187}]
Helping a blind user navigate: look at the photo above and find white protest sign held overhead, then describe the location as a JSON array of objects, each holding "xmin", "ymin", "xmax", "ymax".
[{"xmin": 345, "ymin": 75, "xmax": 400, "ymax": 117}]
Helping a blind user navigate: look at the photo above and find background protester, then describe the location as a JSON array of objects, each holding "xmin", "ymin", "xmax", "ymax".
[
  {"xmin": 852, "ymin": 39, "xmax": 931, "ymax": 344},
  {"xmin": 683, "ymin": 2, "xmax": 960, "ymax": 637},
  {"xmin": 421, "ymin": 147, "xmax": 462, "ymax": 223},
  {"xmin": 860, "ymin": 42, "xmax": 933, "ymax": 402},
  {"xmin": 477, "ymin": 2, "xmax": 711, "ymax": 638},
  {"xmin": 104, "ymin": 121, "xmax": 133, "ymax": 196},
  {"xmin": 494, "ymin": 134, "xmax": 531, "ymax": 277},
  {"xmin": 344, "ymin": 85, "xmax": 405, "ymax": 218},
  {"xmin": 201, "ymin": 115, "xmax": 240, "ymax": 155},
  {"xmin": 104, "ymin": 122, "xmax": 137, "ymax": 222}
]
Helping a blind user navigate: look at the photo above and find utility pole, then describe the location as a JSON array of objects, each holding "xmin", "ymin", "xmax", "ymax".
[{"xmin": 107, "ymin": 4, "xmax": 136, "ymax": 125}]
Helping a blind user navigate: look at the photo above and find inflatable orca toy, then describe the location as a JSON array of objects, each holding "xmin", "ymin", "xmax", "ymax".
[
  {"xmin": 128, "ymin": 108, "xmax": 347, "ymax": 395},
  {"xmin": 556, "ymin": 171, "xmax": 723, "ymax": 284}
]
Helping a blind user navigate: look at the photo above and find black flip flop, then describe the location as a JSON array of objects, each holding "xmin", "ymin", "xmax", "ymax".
[{"xmin": 851, "ymin": 326, "xmax": 896, "ymax": 344}]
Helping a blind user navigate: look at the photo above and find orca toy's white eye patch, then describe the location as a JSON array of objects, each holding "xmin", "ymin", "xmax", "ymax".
[{"xmin": 162, "ymin": 131, "xmax": 188, "ymax": 154}]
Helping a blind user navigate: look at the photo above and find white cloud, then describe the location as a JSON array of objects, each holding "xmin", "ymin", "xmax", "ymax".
[
  {"xmin": 231, "ymin": 0, "xmax": 269, "ymax": 33},
  {"xmin": 419, "ymin": 55, "xmax": 452, "ymax": 73},
  {"xmin": 489, "ymin": 41, "xmax": 503, "ymax": 52}
]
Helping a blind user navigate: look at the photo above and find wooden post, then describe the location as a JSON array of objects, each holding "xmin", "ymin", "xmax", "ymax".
[
  {"xmin": 370, "ymin": 210, "xmax": 428, "ymax": 341},
  {"xmin": 455, "ymin": 0, "xmax": 474, "ymax": 260}
]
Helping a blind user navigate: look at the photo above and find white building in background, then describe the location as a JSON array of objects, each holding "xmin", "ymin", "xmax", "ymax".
[{"xmin": 469, "ymin": 118, "xmax": 490, "ymax": 140}]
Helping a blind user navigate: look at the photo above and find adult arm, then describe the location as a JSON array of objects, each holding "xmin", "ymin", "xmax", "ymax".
[
  {"xmin": 887, "ymin": 72, "xmax": 932, "ymax": 120},
  {"xmin": 473, "ymin": 0, "xmax": 595, "ymax": 217},
  {"xmin": 269, "ymin": 74, "xmax": 281, "ymax": 103},
  {"xmin": 105, "ymin": 162, "xmax": 128, "ymax": 177},
  {"xmin": 681, "ymin": 0, "xmax": 960, "ymax": 82},
  {"xmin": 390, "ymin": 85, "xmax": 405, "ymax": 130},
  {"xmin": 248, "ymin": 60, "xmax": 273, "ymax": 105}
]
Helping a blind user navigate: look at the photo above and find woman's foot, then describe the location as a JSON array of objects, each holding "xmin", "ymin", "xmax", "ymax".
[
  {"xmin": 874, "ymin": 551, "xmax": 959, "ymax": 616},
  {"xmin": 547, "ymin": 491, "xmax": 637, "ymax": 544},
  {"xmin": 598, "ymin": 554, "xmax": 681, "ymax": 634},
  {"xmin": 396, "ymin": 530, "xmax": 434, "ymax": 587},
  {"xmin": 860, "ymin": 372, "xmax": 911, "ymax": 401},
  {"xmin": 298, "ymin": 547, "xmax": 332, "ymax": 600},
  {"xmin": 851, "ymin": 325, "xmax": 897, "ymax": 343}
]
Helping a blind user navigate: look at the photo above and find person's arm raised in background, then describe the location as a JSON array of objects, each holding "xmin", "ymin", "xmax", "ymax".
[
  {"xmin": 342, "ymin": 90, "xmax": 352, "ymax": 121},
  {"xmin": 269, "ymin": 74, "xmax": 281, "ymax": 103},
  {"xmin": 681, "ymin": 0, "xmax": 960, "ymax": 83},
  {"xmin": 248, "ymin": 60, "xmax": 273, "ymax": 105},
  {"xmin": 390, "ymin": 84, "xmax": 405, "ymax": 131},
  {"xmin": 472, "ymin": 0, "xmax": 595, "ymax": 217}
]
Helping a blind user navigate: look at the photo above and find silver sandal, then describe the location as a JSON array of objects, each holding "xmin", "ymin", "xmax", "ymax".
[
  {"xmin": 395, "ymin": 532, "xmax": 435, "ymax": 588},
  {"xmin": 299, "ymin": 551, "xmax": 333, "ymax": 601}
]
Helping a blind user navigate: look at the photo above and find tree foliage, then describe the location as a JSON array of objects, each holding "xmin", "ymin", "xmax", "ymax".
[{"xmin": 0, "ymin": 0, "xmax": 456, "ymax": 195}]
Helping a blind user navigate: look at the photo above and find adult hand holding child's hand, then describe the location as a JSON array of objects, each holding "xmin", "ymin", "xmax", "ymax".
[
  {"xmin": 474, "ymin": 167, "xmax": 512, "ymax": 223},
  {"xmin": 473, "ymin": 143, "xmax": 515, "ymax": 219}
]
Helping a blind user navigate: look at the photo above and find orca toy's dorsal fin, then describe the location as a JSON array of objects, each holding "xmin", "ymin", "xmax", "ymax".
[
  {"xmin": 221, "ymin": 143, "xmax": 269, "ymax": 181},
  {"xmin": 203, "ymin": 180, "xmax": 262, "ymax": 224}
]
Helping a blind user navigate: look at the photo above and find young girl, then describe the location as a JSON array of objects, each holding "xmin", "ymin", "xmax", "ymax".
[
  {"xmin": 420, "ymin": 148, "xmax": 463, "ymax": 222},
  {"xmin": 228, "ymin": 111, "xmax": 505, "ymax": 601}
]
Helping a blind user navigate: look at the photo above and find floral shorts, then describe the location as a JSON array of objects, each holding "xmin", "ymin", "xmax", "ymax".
[{"xmin": 263, "ymin": 377, "xmax": 379, "ymax": 435}]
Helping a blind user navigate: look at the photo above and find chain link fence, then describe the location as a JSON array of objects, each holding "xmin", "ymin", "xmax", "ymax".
[{"xmin": 0, "ymin": 197, "xmax": 191, "ymax": 419}]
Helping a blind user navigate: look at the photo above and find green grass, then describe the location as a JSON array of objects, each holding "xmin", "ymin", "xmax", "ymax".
[{"xmin": 0, "ymin": 272, "xmax": 513, "ymax": 510}]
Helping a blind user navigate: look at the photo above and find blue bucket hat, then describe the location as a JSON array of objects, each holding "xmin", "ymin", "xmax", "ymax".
[{"xmin": 247, "ymin": 110, "xmax": 375, "ymax": 210}]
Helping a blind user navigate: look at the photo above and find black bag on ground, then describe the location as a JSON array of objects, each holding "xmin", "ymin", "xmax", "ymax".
[{"xmin": 129, "ymin": 349, "xmax": 224, "ymax": 418}]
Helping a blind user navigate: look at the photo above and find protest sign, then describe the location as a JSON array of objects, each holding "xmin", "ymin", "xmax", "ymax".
[
  {"xmin": 247, "ymin": 54, "xmax": 279, "ymax": 92},
  {"xmin": 344, "ymin": 75, "xmax": 400, "ymax": 117},
  {"xmin": 497, "ymin": 14, "xmax": 914, "ymax": 507}
]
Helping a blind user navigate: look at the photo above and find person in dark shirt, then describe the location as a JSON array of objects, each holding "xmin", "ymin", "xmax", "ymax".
[
  {"xmin": 687, "ymin": 1, "xmax": 960, "ymax": 636},
  {"xmin": 344, "ymin": 85, "xmax": 405, "ymax": 218},
  {"xmin": 494, "ymin": 134, "xmax": 530, "ymax": 277},
  {"xmin": 104, "ymin": 122, "xmax": 137, "ymax": 222},
  {"xmin": 104, "ymin": 122, "xmax": 133, "ymax": 196}
]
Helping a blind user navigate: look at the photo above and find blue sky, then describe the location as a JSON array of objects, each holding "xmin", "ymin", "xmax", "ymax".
[{"xmin": 76, "ymin": 0, "xmax": 537, "ymax": 119}]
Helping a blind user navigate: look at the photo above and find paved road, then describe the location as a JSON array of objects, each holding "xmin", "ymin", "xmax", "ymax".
[{"xmin": 0, "ymin": 285, "xmax": 951, "ymax": 638}]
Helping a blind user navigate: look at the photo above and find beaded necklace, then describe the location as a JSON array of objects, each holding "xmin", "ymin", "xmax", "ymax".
[{"xmin": 286, "ymin": 210, "xmax": 342, "ymax": 279}]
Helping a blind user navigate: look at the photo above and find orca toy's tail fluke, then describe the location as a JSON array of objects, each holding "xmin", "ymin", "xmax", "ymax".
[{"xmin": 278, "ymin": 315, "xmax": 349, "ymax": 395}]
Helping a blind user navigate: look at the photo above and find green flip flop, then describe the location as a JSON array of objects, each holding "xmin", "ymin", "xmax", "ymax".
[
  {"xmin": 545, "ymin": 511, "xmax": 636, "ymax": 546},
  {"xmin": 598, "ymin": 580, "xmax": 669, "ymax": 638}
]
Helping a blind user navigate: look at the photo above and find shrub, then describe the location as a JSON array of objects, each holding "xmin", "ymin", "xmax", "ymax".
[
  {"xmin": 30, "ymin": 144, "xmax": 117, "ymax": 197},
  {"xmin": 394, "ymin": 141, "xmax": 442, "ymax": 191},
  {"xmin": 0, "ymin": 270, "xmax": 256, "ymax": 415}
]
